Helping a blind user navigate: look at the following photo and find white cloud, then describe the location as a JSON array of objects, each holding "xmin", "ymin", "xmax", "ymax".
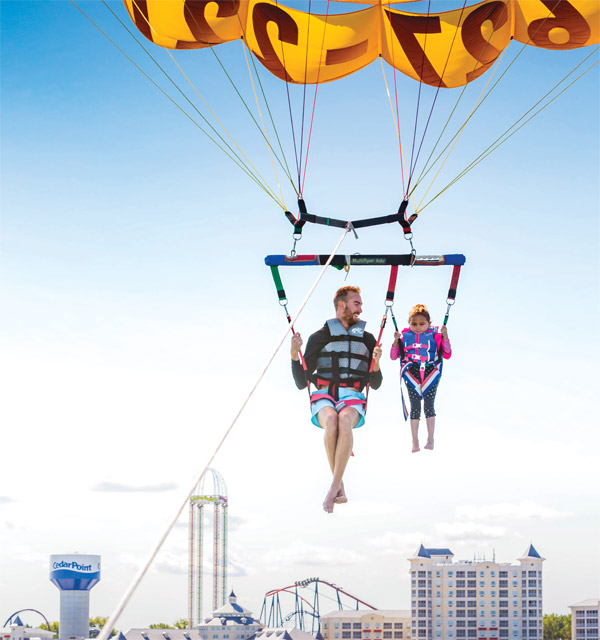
[
  {"xmin": 434, "ymin": 521, "xmax": 507, "ymax": 541},
  {"xmin": 0, "ymin": 496, "xmax": 16, "ymax": 505},
  {"xmin": 263, "ymin": 541, "xmax": 365, "ymax": 568},
  {"xmin": 92, "ymin": 481, "xmax": 178, "ymax": 493},
  {"xmin": 365, "ymin": 531, "xmax": 425, "ymax": 555},
  {"xmin": 155, "ymin": 552, "xmax": 187, "ymax": 575},
  {"xmin": 455, "ymin": 501, "xmax": 572, "ymax": 521},
  {"xmin": 337, "ymin": 501, "xmax": 404, "ymax": 518}
]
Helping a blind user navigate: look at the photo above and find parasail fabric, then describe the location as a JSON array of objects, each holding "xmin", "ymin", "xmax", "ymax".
[{"xmin": 123, "ymin": 0, "xmax": 599, "ymax": 88}]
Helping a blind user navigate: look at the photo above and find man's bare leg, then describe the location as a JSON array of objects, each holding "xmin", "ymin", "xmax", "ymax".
[
  {"xmin": 424, "ymin": 416, "xmax": 435, "ymax": 449},
  {"xmin": 318, "ymin": 407, "xmax": 347, "ymax": 503},
  {"xmin": 410, "ymin": 418, "xmax": 420, "ymax": 452},
  {"xmin": 323, "ymin": 408, "xmax": 358, "ymax": 513}
]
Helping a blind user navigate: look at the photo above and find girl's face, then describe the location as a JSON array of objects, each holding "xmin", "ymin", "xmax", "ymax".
[{"xmin": 409, "ymin": 313, "xmax": 430, "ymax": 334}]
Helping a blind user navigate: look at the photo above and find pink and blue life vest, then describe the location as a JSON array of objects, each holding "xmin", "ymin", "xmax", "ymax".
[{"xmin": 400, "ymin": 326, "xmax": 443, "ymax": 399}]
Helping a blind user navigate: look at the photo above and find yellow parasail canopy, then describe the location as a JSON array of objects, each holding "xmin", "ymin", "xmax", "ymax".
[{"xmin": 123, "ymin": 0, "xmax": 599, "ymax": 88}]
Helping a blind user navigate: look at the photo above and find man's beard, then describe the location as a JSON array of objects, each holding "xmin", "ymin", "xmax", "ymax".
[{"xmin": 343, "ymin": 308, "xmax": 359, "ymax": 326}]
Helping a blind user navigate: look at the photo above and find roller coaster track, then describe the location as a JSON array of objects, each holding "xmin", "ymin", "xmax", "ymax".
[{"xmin": 261, "ymin": 577, "xmax": 377, "ymax": 635}]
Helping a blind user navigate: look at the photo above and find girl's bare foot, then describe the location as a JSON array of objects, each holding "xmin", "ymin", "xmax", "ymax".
[
  {"xmin": 334, "ymin": 483, "xmax": 348, "ymax": 504},
  {"xmin": 424, "ymin": 439, "xmax": 434, "ymax": 450},
  {"xmin": 412, "ymin": 442, "xmax": 420, "ymax": 453}
]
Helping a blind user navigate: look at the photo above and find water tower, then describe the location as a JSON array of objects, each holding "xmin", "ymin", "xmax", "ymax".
[
  {"xmin": 188, "ymin": 469, "xmax": 228, "ymax": 627},
  {"xmin": 50, "ymin": 554, "xmax": 101, "ymax": 640}
]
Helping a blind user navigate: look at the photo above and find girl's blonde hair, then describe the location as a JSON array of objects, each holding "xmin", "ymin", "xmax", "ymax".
[{"xmin": 409, "ymin": 303, "xmax": 430, "ymax": 322}]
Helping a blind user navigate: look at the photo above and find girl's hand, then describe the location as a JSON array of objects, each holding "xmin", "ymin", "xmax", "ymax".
[
  {"xmin": 441, "ymin": 325, "xmax": 448, "ymax": 339},
  {"xmin": 291, "ymin": 333, "xmax": 303, "ymax": 360},
  {"xmin": 392, "ymin": 330, "xmax": 400, "ymax": 347}
]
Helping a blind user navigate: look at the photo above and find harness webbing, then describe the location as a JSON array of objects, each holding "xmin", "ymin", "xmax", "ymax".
[
  {"xmin": 444, "ymin": 264, "xmax": 462, "ymax": 325},
  {"xmin": 284, "ymin": 199, "xmax": 413, "ymax": 235},
  {"xmin": 269, "ymin": 265, "xmax": 310, "ymax": 399},
  {"xmin": 364, "ymin": 265, "xmax": 399, "ymax": 411}
]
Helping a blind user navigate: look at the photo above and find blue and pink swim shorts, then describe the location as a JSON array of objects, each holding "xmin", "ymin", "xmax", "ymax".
[{"xmin": 310, "ymin": 387, "xmax": 367, "ymax": 429}]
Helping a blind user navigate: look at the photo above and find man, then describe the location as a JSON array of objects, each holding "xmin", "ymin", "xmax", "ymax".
[{"xmin": 291, "ymin": 286, "xmax": 382, "ymax": 513}]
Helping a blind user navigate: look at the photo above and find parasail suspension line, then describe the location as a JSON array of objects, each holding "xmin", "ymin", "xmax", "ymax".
[
  {"xmin": 123, "ymin": 0, "xmax": 286, "ymax": 210},
  {"xmin": 413, "ymin": 45, "xmax": 509, "ymax": 212},
  {"xmin": 419, "ymin": 47, "xmax": 600, "ymax": 213},
  {"xmin": 95, "ymin": 226, "xmax": 350, "ymax": 640},
  {"xmin": 77, "ymin": 1, "xmax": 283, "ymax": 207},
  {"xmin": 182, "ymin": 5, "xmax": 295, "ymax": 188},
  {"xmin": 236, "ymin": 16, "xmax": 298, "ymax": 197},
  {"xmin": 405, "ymin": 0, "xmax": 433, "ymax": 197},
  {"xmin": 301, "ymin": 0, "xmax": 332, "ymax": 196},
  {"xmin": 240, "ymin": 38, "xmax": 289, "ymax": 208},
  {"xmin": 405, "ymin": 0, "xmax": 470, "ymax": 198},
  {"xmin": 379, "ymin": 55, "xmax": 407, "ymax": 196},
  {"xmin": 411, "ymin": 0, "xmax": 574, "ymax": 204}
]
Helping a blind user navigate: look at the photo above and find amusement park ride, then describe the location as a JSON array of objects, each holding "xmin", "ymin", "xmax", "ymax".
[
  {"xmin": 260, "ymin": 577, "xmax": 377, "ymax": 634},
  {"xmin": 188, "ymin": 469, "xmax": 228, "ymax": 627}
]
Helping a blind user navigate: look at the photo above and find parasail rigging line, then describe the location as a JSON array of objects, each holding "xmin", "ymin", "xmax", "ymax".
[
  {"xmin": 404, "ymin": 0, "xmax": 470, "ymax": 199},
  {"xmin": 240, "ymin": 39, "xmax": 289, "ymax": 209},
  {"xmin": 379, "ymin": 57, "xmax": 411, "ymax": 208},
  {"xmin": 71, "ymin": 0, "xmax": 285, "ymax": 208},
  {"xmin": 418, "ymin": 48, "xmax": 600, "ymax": 213},
  {"xmin": 182, "ymin": 3, "xmax": 296, "ymax": 190},
  {"xmin": 297, "ymin": 0, "xmax": 313, "ymax": 194},
  {"xmin": 410, "ymin": 0, "xmax": 564, "ymax": 200},
  {"xmin": 384, "ymin": 1, "xmax": 407, "ymax": 195},
  {"xmin": 301, "ymin": 0, "xmax": 332, "ymax": 197},
  {"xmin": 405, "ymin": 0, "xmax": 433, "ymax": 197},
  {"xmin": 121, "ymin": 0, "xmax": 287, "ymax": 207},
  {"xmin": 268, "ymin": 0, "xmax": 304, "ymax": 192},
  {"xmin": 414, "ymin": 46, "xmax": 509, "ymax": 213},
  {"xmin": 94, "ymin": 225, "xmax": 351, "ymax": 640},
  {"xmin": 235, "ymin": 11, "xmax": 300, "ymax": 199}
]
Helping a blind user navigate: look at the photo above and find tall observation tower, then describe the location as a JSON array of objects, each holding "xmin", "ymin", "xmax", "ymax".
[
  {"xmin": 49, "ymin": 554, "xmax": 101, "ymax": 640},
  {"xmin": 188, "ymin": 469, "xmax": 228, "ymax": 628}
]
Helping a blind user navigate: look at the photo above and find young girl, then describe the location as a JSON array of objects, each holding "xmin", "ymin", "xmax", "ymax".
[{"xmin": 390, "ymin": 304, "xmax": 452, "ymax": 452}]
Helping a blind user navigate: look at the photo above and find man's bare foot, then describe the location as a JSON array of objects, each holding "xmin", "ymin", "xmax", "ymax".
[
  {"xmin": 424, "ymin": 440, "xmax": 434, "ymax": 450},
  {"xmin": 323, "ymin": 488, "xmax": 338, "ymax": 513},
  {"xmin": 412, "ymin": 442, "xmax": 420, "ymax": 453},
  {"xmin": 334, "ymin": 484, "xmax": 348, "ymax": 504}
]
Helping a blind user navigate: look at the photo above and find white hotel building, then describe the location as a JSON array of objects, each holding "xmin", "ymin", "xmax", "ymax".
[
  {"xmin": 569, "ymin": 600, "xmax": 599, "ymax": 640},
  {"xmin": 408, "ymin": 544, "xmax": 544, "ymax": 640}
]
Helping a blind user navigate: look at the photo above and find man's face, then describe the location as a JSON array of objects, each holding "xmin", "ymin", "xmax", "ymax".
[{"xmin": 339, "ymin": 292, "xmax": 363, "ymax": 326}]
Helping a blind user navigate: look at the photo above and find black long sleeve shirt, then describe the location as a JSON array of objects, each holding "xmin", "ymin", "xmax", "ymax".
[{"xmin": 291, "ymin": 322, "xmax": 383, "ymax": 391}]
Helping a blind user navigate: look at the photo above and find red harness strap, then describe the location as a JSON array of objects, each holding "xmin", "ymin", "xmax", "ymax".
[{"xmin": 364, "ymin": 265, "xmax": 399, "ymax": 411}]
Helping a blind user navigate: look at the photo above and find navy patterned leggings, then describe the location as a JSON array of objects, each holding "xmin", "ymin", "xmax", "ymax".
[{"xmin": 405, "ymin": 364, "xmax": 439, "ymax": 419}]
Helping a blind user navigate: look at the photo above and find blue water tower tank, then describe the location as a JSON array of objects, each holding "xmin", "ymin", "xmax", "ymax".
[{"xmin": 50, "ymin": 554, "xmax": 101, "ymax": 639}]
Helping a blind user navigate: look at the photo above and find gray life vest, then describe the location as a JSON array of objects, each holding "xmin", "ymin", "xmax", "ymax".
[{"xmin": 313, "ymin": 318, "xmax": 372, "ymax": 390}]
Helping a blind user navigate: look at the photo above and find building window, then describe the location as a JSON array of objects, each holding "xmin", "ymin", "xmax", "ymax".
[
  {"xmin": 383, "ymin": 633, "xmax": 392, "ymax": 638},
  {"xmin": 343, "ymin": 624, "xmax": 351, "ymax": 630},
  {"xmin": 342, "ymin": 633, "xmax": 351, "ymax": 638},
  {"xmin": 384, "ymin": 625, "xmax": 392, "ymax": 630}
]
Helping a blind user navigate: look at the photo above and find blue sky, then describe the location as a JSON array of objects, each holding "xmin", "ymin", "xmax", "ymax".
[{"xmin": 1, "ymin": 0, "xmax": 599, "ymax": 632}]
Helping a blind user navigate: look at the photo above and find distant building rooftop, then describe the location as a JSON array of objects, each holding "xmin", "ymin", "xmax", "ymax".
[
  {"xmin": 570, "ymin": 600, "xmax": 600, "ymax": 608},
  {"xmin": 320, "ymin": 611, "xmax": 410, "ymax": 619}
]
